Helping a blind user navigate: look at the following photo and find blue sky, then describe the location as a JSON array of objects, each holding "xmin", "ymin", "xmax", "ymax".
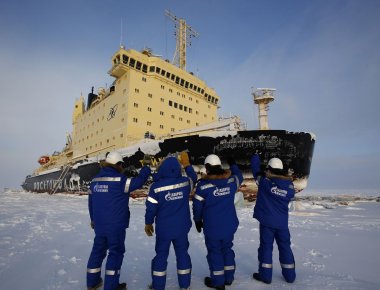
[{"xmin": 0, "ymin": 0, "xmax": 379, "ymax": 191}]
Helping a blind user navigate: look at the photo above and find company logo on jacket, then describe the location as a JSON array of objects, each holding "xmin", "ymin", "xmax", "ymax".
[
  {"xmin": 270, "ymin": 186, "xmax": 287, "ymax": 197},
  {"xmin": 213, "ymin": 187, "xmax": 230, "ymax": 197},
  {"xmin": 93, "ymin": 184, "xmax": 108, "ymax": 193},
  {"xmin": 165, "ymin": 191, "xmax": 184, "ymax": 201}
]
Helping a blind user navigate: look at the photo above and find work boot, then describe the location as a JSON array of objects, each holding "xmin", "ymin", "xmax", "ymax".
[
  {"xmin": 87, "ymin": 278, "xmax": 103, "ymax": 290},
  {"xmin": 253, "ymin": 273, "xmax": 271, "ymax": 284},
  {"xmin": 225, "ymin": 280, "xmax": 233, "ymax": 286},
  {"xmin": 116, "ymin": 282, "xmax": 127, "ymax": 289},
  {"xmin": 204, "ymin": 277, "xmax": 225, "ymax": 290}
]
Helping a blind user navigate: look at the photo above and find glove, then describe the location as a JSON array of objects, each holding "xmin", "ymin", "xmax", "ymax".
[
  {"xmin": 195, "ymin": 220, "xmax": 203, "ymax": 233},
  {"xmin": 90, "ymin": 221, "xmax": 95, "ymax": 229},
  {"xmin": 179, "ymin": 151, "xmax": 190, "ymax": 167},
  {"xmin": 141, "ymin": 154, "xmax": 152, "ymax": 166},
  {"xmin": 145, "ymin": 224, "xmax": 154, "ymax": 236}
]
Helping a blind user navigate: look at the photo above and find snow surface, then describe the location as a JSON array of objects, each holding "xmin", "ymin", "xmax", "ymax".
[{"xmin": 0, "ymin": 190, "xmax": 380, "ymax": 290}]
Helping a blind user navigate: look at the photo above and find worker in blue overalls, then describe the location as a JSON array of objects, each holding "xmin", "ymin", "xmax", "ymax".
[
  {"xmin": 87, "ymin": 151, "xmax": 151, "ymax": 290},
  {"xmin": 145, "ymin": 152, "xmax": 197, "ymax": 290},
  {"xmin": 193, "ymin": 154, "xmax": 243, "ymax": 290},
  {"xmin": 251, "ymin": 153, "xmax": 296, "ymax": 284}
]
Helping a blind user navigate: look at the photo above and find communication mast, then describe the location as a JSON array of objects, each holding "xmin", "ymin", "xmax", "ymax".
[
  {"xmin": 165, "ymin": 10, "xmax": 199, "ymax": 71},
  {"xmin": 252, "ymin": 88, "xmax": 276, "ymax": 130}
]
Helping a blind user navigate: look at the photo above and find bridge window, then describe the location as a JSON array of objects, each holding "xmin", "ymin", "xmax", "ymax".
[{"xmin": 129, "ymin": 58, "xmax": 136, "ymax": 68}]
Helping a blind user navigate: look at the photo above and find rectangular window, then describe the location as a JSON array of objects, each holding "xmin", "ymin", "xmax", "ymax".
[
  {"xmin": 122, "ymin": 55, "xmax": 129, "ymax": 64},
  {"xmin": 149, "ymin": 66, "xmax": 155, "ymax": 72},
  {"xmin": 180, "ymin": 79, "xmax": 185, "ymax": 86},
  {"xmin": 174, "ymin": 102, "xmax": 178, "ymax": 108},
  {"xmin": 156, "ymin": 67, "xmax": 161, "ymax": 74},
  {"xmin": 171, "ymin": 74, "xmax": 175, "ymax": 81},
  {"xmin": 142, "ymin": 64, "xmax": 148, "ymax": 73},
  {"xmin": 129, "ymin": 58, "xmax": 136, "ymax": 68},
  {"xmin": 169, "ymin": 100, "xmax": 173, "ymax": 106},
  {"xmin": 179, "ymin": 104, "xmax": 183, "ymax": 110},
  {"xmin": 175, "ymin": 76, "xmax": 180, "ymax": 84},
  {"xmin": 161, "ymin": 69, "xmax": 166, "ymax": 76},
  {"xmin": 136, "ymin": 61, "xmax": 142, "ymax": 70},
  {"xmin": 166, "ymin": 72, "xmax": 171, "ymax": 79}
]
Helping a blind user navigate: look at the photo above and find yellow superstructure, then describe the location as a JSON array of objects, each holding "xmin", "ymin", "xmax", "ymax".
[{"xmin": 70, "ymin": 47, "xmax": 220, "ymax": 161}]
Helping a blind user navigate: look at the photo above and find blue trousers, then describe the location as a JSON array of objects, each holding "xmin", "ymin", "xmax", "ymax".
[
  {"xmin": 87, "ymin": 229, "xmax": 126, "ymax": 290},
  {"xmin": 151, "ymin": 235, "xmax": 192, "ymax": 290},
  {"xmin": 257, "ymin": 224, "xmax": 296, "ymax": 283},
  {"xmin": 205, "ymin": 234, "xmax": 236, "ymax": 287}
]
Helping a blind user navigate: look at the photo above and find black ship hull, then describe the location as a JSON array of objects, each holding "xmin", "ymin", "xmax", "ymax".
[{"xmin": 22, "ymin": 130, "xmax": 315, "ymax": 197}]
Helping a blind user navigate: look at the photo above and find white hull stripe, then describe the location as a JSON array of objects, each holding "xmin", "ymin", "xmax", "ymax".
[
  {"xmin": 177, "ymin": 268, "xmax": 191, "ymax": 274},
  {"xmin": 105, "ymin": 269, "xmax": 120, "ymax": 275},
  {"xmin": 213, "ymin": 270, "xmax": 224, "ymax": 275},
  {"xmin": 154, "ymin": 181, "xmax": 189, "ymax": 193},
  {"xmin": 224, "ymin": 265, "xmax": 235, "ymax": 271},
  {"xmin": 124, "ymin": 178, "xmax": 132, "ymax": 193},
  {"xmin": 147, "ymin": 196, "xmax": 158, "ymax": 204},
  {"xmin": 87, "ymin": 267, "xmax": 101, "ymax": 273},
  {"xmin": 281, "ymin": 263, "xmax": 295, "ymax": 269},
  {"xmin": 153, "ymin": 270, "xmax": 167, "ymax": 276},
  {"xmin": 194, "ymin": 194, "xmax": 204, "ymax": 201},
  {"xmin": 93, "ymin": 177, "xmax": 121, "ymax": 182},
  {"xmin": 261, "ymin": 263, "xmax": 273, "ymax": 268}
]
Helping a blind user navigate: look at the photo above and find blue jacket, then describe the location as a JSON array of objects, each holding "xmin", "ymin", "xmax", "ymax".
[
  {"xmin": 145, "ymin": 157, "xmax": 197, "ymax": 239},
  {"xmin": 89, "ymin": 165, "xmax": 151, "ymax": 232},
  {"xmin": 251, "ymin": 154, "xmax": 295, "ymax": 229},
  {"xmin": 193, "ymin": 164, "xmax": 243, "ymax": 239}
]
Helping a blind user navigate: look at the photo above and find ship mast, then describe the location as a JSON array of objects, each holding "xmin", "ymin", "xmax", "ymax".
[
  {"xmin": 165, "ymin": 10, "xmax": 199, "ymax": 71},
  {"xmin": 252, "ymin": 88, "xmax": 276, "ymax": 130}
]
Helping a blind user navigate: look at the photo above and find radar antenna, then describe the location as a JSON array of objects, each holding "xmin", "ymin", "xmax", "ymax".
[
  {"xmin": 165, "ymin": 10, "xmax": 199, "ymax": 71},
  {"xmin": 252, "ymin": 88, "xmax": 276, "ymax": 130}
]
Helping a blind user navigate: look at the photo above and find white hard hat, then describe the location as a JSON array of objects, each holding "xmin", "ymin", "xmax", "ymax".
[
  {"xmin": 267, "ymin": 158, "xmax": 283, "ymax": 170},
  {"xmin": 106, "ymin": 151, "xmax": 124, "ymax": 165},
  {"xmin": 204, "ymin": 154, "xmax": 221, "ymax": 166}
]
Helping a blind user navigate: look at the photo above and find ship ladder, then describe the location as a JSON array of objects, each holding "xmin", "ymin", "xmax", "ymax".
[{"xmin": 50, "ymin": 165, "xmax": 71, "ymax": 195}]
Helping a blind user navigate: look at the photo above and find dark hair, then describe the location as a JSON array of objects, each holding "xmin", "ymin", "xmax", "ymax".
[{"xmin": 205, "ymin": 164, "xmax": 225, "ymax": 175}]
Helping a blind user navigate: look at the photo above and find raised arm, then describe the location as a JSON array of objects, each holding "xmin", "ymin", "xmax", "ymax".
[
  {"xmin": 126, "ymin": 165, "xmax": 151, "ymax": 193},
  {"xmin": 250, "ymin": 153, "xmax": 262, "ymax": 180}
]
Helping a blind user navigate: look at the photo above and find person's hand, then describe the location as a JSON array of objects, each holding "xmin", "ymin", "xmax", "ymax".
[
  {"xmin": 145, "ymin": 224, "xmax": 154, "ymax": 236},
  {"xmin": 195, "ymin": 220, "xmax": 203, "ymax": 233},
  {"xmin": 179, "ymin": 151, "xmax": 190, "ymax": 167}
]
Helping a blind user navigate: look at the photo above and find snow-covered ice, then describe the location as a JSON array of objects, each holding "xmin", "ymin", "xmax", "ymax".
[{"xmin": 0, "ymin": 190, "xmax": 379, "ymax": 290}]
